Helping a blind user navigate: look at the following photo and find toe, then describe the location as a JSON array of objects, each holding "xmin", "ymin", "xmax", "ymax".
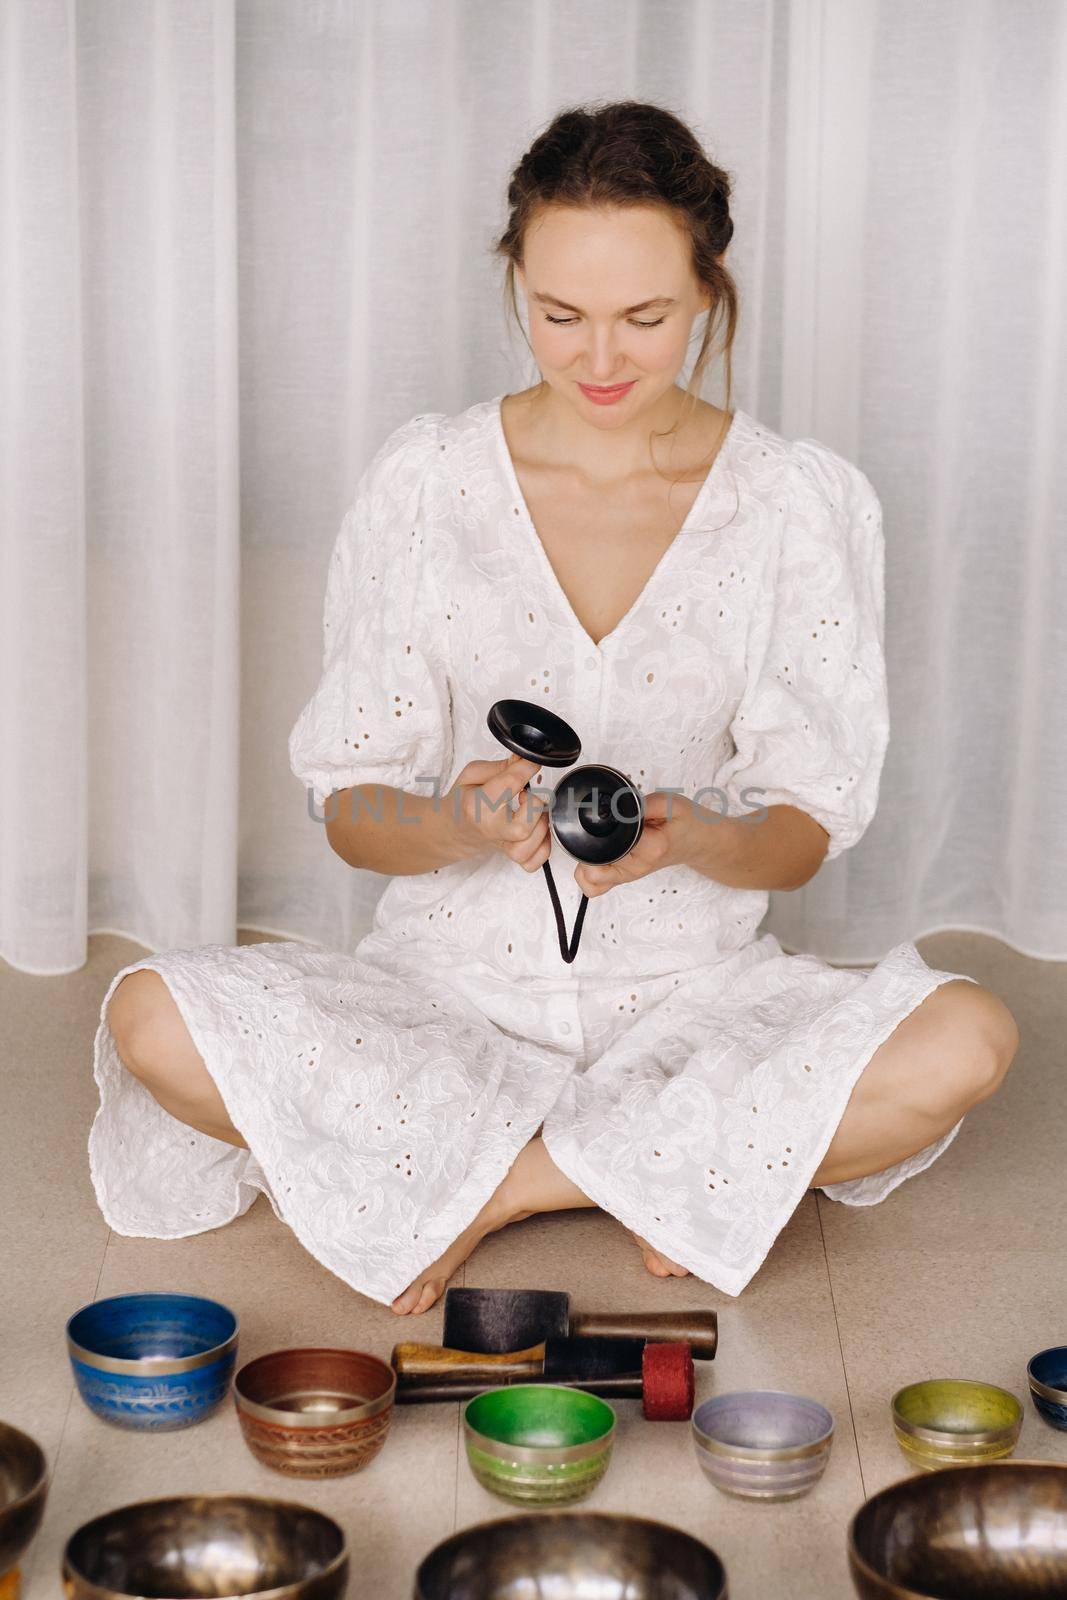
[
  {"xmin": 632, "ymin": 1231, "xmax": 689, "ymax": 1278},
  {"xmin": 633, "ymin": 1235, "xmax": 671, "ymax": 1277},
  {"xmin": 661, "ymin": 1254, "xmax": 691, "ymax": 1276},
  {"xmin": 413, "ymin": 1280, "xmax": 442, "ymax": 1315},
  {"xmin": 390, "ymin": 1282, "xmax": 423, "ymax": 1315}
]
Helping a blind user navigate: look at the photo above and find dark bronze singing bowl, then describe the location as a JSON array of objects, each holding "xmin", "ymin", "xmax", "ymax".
[
  {"xmin": 62, "ymin": 1494, "xmax": 348, "ymax": 1599},
  {"xmin": 848, "ymin": 1460, "xmax": 1067, "ymax": 1599},
  {"xmin": 414, "ymin": 1510, "xmax": 728, "ymax": 1599},
  {"xmin": 0, "ymin": 1420, "xmax": 48, "ymax": 1578}
]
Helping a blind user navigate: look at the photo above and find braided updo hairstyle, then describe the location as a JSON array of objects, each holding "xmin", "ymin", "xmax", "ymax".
[{"xmin": 493, "ymin": 99, "xmax": 739, "ymax": 480}]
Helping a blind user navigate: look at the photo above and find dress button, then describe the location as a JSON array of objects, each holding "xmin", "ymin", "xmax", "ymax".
[
  {"xmin": 558, "ymin": 1020, "xmax": 572, "ymax": 1035},
  {"xmin": 585, "ymin": 656, "xmax": 598, "ymax": 670}
]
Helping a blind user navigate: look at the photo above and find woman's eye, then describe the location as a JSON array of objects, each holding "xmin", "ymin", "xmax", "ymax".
[{"xmin": 544, "ymin": 315, "xmax": 666, "ymax": 328}]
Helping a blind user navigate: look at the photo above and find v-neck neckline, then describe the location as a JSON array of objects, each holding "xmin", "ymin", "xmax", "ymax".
[{"xmin": 491, "ymin": 393, "xmax": 742, "ymax": 654}]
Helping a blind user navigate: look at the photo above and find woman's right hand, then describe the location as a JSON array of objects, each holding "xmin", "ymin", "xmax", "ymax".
[{"xmin": 447, "ymin": 754, "xmax": 552, "ymax": 873}]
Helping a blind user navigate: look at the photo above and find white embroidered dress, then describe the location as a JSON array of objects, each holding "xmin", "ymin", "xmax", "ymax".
[{"xmin": 88, "ymin": 395, "xmax": 976, "ymax": 1304}]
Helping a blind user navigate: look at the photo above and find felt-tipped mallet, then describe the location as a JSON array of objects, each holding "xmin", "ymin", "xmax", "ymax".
[{"xmin": 392, "ymin": 1335, "xmax": 695, "ymax": 1420}]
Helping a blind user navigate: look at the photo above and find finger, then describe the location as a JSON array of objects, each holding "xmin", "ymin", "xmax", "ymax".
[
  {"xmin": 502, "ymin": 806, "xmax": 547, "ymax": 844},
  {"xmin": 467, "ymin": 786, "xmax": 535, "ymax": 839},
  {"xmin": 575, "ymin": 861, "xmax": 620, "ymax": 897},
  {"xmin": 459, "ymin": 755, "xmax": 541, "ymax": 791},
  {"xmin": 511, "ymin": 834, "xmax": 552, "ymax": 873},
  {"xmin": 459, "ymin": 758, "xmax": 518, "ymax": 785},
  {"xmin": 503, "ymin": 754, "xmax": 542, "ymax": 780},
  {"xmin": 511, "ymin": 791, "xmax": 549, "ymax": 828},
  {"xmin": 484, "ymin": 760, "xmax": 544, "ymax": 809}
]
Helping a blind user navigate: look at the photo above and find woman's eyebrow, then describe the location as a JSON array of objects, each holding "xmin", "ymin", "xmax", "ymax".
[{"xmin": 531, "ymin": 291, "xmax": 678, "ymax": 315}]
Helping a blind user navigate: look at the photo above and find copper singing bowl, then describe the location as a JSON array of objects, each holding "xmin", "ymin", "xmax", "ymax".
[
  {"xmin": 0, "ymin": 1420, "xmax": 48, "ymax": 1577},
  {"xmin": 414, "ymin": 1510, "xmax": 728, "ymax": 1599},
  {"xmin": 234, "ymin": 1347, "xmax": 396, "ymax": 1477},
  {"xmin": 62, "ymin": 1494, "xmax": 348, "ymax": 1598},
  {"xmin": 848, "ymin": 1461, "xmax": 1067, "ymax": 1599}
]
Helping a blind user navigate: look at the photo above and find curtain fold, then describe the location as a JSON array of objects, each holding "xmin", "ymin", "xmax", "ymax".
[{"xmin": 1, "ymin": 0, "xmax": 1063, "ymax": 976}]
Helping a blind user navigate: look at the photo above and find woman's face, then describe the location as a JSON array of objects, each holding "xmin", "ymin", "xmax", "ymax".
[{"xmin": 516, "ymin": 202, "xmax": 712, "ymax": 424}]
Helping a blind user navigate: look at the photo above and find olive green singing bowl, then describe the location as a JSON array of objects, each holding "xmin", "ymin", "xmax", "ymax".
[
  {"xmin": 891, "ymin": 1379, "xmax": 1023, "ymax": 1471},
  {"xmin": 462, "ymin": 1384, "xmax": 616, "ymax": 1506}
]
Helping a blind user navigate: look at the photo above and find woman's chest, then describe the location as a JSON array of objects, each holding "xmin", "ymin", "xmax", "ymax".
[
  {"xmin": 435, "ymin": 456, "xmax": 774, "ymax": 795},
  {"xmin": 511, "ymin": 469, "xmax": 710, "ymax": 650}
]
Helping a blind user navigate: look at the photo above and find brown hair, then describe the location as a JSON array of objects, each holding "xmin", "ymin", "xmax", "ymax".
[{"xmin": 492, "ymin": 99, "xmax": 739, "ymax": 490}]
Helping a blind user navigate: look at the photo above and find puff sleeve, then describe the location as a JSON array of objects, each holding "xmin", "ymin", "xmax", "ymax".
[
  {"xmin": 288, "ymin": 412, "xmax": 453, "ymax": 811},
  {"xmin": 714, "ymin": 439, "xmax": 889, "ymax": 863}
]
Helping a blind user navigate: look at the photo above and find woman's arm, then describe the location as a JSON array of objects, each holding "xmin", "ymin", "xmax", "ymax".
[
  {"xmin": 324, "ymin": 784, "xmax": 488, "ymax": 876},
  {"xmin": 680, "ymin": 799, "xmax": 830, "ymax": 891}
]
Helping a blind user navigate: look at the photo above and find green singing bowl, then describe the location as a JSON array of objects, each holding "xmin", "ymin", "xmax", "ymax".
[
  {"xmin": 61, "ymin": 1494, "xmax": 348, "ymax": 1598},
  {"xmin": 462, "ymin": 1384, "xmax": 616, "ymax": 1506},
  {"xmin": 414, "ymin": 1511, "xmax": 728, "ymax": 1600},
  {"xmin": 848, "ymin": 1460, "xmax": 1067, "ymax": 1599},
  {"xmin": 891, "ymin": 1379, "xmax": 1022, "ymax": 1471},
  {"xmin": 0, "ymin": 1420, "xmax": 48, "ymax": 1579}
]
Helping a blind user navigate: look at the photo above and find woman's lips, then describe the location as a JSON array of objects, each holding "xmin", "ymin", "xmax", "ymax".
[{"xmin": 578, "ymin": 380, "xmax": 637, "ymax": 404}]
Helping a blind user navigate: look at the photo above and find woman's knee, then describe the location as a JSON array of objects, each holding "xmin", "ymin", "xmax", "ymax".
[
  {"xmin": 963, "ymin": 984, "xmax": 1020, "ymax": 1101},
  {"xmin": 924, "ymin": 982, "xmax": 1019, "ymax": 1116},
  {"xmin": 106, "ymin": 970, "xmax": 190, "ymax": 1094}
]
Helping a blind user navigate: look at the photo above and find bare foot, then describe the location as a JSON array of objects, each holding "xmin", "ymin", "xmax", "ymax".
[
  {"xmin": 629, "ymin": 1231, "xmax": 691, "ymax": 1278},
  {"xmin": 390, "ymin": 1186, "xmax": 531, "ymax": 1316},
  {"xmin": 390, "ymin": 1134, "xmax": 598, "ymax": 1316}
]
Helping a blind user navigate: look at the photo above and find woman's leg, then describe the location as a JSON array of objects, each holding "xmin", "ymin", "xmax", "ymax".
[
  {"xmin": 810, "ymin": 979, "xmax": 1019, "ymax": 1187},
  {"xmin": 390, "ymin": 1129, "xmax": 599, "ymax": 1316},
  {"xmin": 105, "ymin": 984, "xmax": 598, "ymax": 1316},
  {"xmin": 628, "ymin": 979, "xmax": 1020, "ymax": 1279},
  {"xmin": 107, "ymin": 970, "xmax": 248, "ymax": 1148},
  {"xmin": 392, "ymin": 979, "xmax": 1021, "ymax": 1310}
]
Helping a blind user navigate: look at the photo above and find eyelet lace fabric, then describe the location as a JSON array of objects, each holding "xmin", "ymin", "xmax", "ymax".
[{"xmin": 87, "ymin": 397, "xmax": 980, "ymax": 1306}]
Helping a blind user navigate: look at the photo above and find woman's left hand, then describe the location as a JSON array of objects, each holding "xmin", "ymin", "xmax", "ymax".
[{"xmin": 573, "ymin": 790, "xmax": 699, "ymax": 899}]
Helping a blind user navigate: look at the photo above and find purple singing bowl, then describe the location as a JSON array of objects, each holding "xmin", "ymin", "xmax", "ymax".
[{"xmin": 692, "ymin": 1389, "xmax": 834, "ymax": 1501}]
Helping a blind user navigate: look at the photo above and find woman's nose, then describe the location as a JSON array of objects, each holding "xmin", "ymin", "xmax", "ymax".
[{"xmin": 584, "ymin": 332, "xmax": 629, "ymax": 378}]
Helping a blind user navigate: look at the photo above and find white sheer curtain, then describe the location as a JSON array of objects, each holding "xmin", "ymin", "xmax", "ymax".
[{"xmin": 1, "ymin": 0, "xmax": 1063, "ymax": 978}]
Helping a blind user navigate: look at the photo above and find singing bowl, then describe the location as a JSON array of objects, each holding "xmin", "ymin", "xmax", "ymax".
[
  {"xmin": 691, "ymin": 1390, "xmax": 834, "ymax": 1501},
  {"xmin": 891, "ymin": 1379, "xmax": 1022, "ymax": 1471},
  {"xmin": 61, "ymin": 1494, "xmax": 348, "ymax": 1599},
  {"xmin": 847, "ymin": 1460, "xmax": 1067, "ymax": 1599},
  {"xmin": 414, "ymin": 1511, "xmax": 728, "ymax": 1600},
  {"xmin": 462, "ymin": 1384, "xmax": 616, "ymax": 1506},
  {"xmin": 1027, "ymin": 1346, "xmax": 1067, "ymax": 1431},
  {"xmin": 0, "ymin": 1421, "xmax": 48, "ymax": 1579},
  {"xmin": 66, "ymin": 1292, "xmax": 238, "ymax": 1431},
  {"xmin": 234, "ymin": 1347, "xmax": 395, "ymax": 1476}
]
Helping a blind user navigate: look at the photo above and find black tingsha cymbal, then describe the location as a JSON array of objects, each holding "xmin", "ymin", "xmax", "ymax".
[
  {"xmin": 486, "ymin": 699, "xmax": 582, "ymax": 766},
  {"xmin": 486, "ymin": 699, "xmax": 644, "ymax": 965},
  {"xmin": 553, "ymin": 765, "xmax": 644, "ymax": 864}
]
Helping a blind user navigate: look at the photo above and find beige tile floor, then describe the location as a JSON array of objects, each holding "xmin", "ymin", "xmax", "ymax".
[{"xmin": 1, "ymin": 928, "xmax": 1062, "ymax": 1597}]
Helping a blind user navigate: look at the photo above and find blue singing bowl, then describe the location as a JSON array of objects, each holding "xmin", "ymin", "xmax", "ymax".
[
  {"xmin": 1027, "ymin": 1346, "xmax": 1067, "ymax": 1431},
  {"xmin": 66, "ymin": 1292, "xmax": 239, "ymax": 1431}
]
